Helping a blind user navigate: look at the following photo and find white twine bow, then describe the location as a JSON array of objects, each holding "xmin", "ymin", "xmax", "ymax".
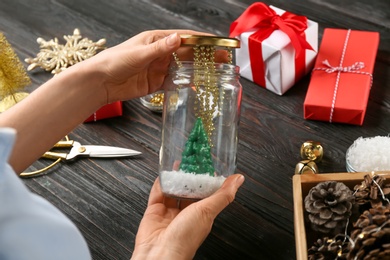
[
  {"xmin": 312, "ymin": 29, "xmax": 373, "ymax": 123},
  {"xmin": 320, "ymin": 60, "xmax": 365, "ymax": 73}
]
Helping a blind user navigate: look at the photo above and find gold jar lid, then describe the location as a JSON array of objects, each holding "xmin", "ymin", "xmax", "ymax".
[{"xmin": 180, "ymin": 34, "xmax": 240, "ymax": 48}]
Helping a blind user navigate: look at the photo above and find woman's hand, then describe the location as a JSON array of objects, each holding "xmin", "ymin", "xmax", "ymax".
[
  {"xmin": 89, "ymin": 29, "xmax": 226, "ymax": 104},
  {"xmin": 131, "ymin": 174, "xmax": 245, "ymax": 260}
]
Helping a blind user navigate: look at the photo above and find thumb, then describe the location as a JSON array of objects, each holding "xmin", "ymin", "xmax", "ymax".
[
  {"xmin": 197, "ymin": 174, "xmax": 245, "ymax": 218},
  {"xmin": 141, "ymin": 33, "xmax": 181, "ymax": 62}
]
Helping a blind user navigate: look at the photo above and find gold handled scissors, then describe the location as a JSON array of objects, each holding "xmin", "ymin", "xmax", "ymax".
[{"xmin": 20, "ymin": 136, "xmax": 141, "ymax": 178}]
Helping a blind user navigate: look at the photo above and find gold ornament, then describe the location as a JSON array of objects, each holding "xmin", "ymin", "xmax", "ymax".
[
  {"xmin": 295, "ymin": 159, "xmax": 318, "ymax": 174},
  {"xmin": 0, "ymin": 32, "xmax": 31, "ymax": 110},
  {"xmin": 150, "ymin": 92, "xmax": 164, "ymax": 106},
  {"xmin": 25, "ymin": 28, "xmax": 106, "ymax": 74},
  {"xmin": 300, "ymin": 141, "xmax": 323, "ymax": 163},
  {"xmin": 295, "ymin": 141, "xmax": 323, "ymax": 174}
]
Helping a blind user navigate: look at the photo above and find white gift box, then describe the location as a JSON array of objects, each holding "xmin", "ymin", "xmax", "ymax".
[{"xmin": 234, "ymin": 6, "xmax": 318, "ymax": 95}]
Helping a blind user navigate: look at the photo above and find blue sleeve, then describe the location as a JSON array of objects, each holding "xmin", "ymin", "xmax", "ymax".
[{"xmin": 0, "ymin": 128, "xmax": 91, "ymax": 260}]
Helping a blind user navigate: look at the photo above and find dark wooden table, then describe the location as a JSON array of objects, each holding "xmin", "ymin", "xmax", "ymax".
[{"xmin": 1, "ymin": 0, "xmax": 389, "ymax": 259}]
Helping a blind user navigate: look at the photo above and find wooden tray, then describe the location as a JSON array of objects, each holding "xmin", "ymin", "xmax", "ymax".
[{"xmin": 292, "ymin": 171, "xmax": 390, "ymax": 260}]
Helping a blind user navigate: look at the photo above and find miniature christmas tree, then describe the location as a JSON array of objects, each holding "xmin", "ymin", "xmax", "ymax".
[
  {"xmin": 179, "ymin": 117, "xmax": 215, "ymax": 176},
  {"xmin": 0, "ymin": 32, "xmax": 31, "ymax": 112}
]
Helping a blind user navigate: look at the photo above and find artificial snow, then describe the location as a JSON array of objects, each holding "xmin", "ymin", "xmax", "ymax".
[
  {"xmin": 346, "ymin": 136, "xmax": 390, "ymax": 172},
  {"xmin": 160, "ymin": 170, "xmax": 226, "ymax": 199}
]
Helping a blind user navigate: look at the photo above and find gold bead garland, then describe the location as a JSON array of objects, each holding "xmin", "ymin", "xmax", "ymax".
[
  {"xmin": 173, "ymin": 35, "xmax": 239, "ymax": 146},
  {"xmin": 193, "ymin": 45, "xmax": 218, "ymax": 145}
]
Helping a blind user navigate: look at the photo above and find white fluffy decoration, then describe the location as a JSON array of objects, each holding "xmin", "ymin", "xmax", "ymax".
[
  {"xmin": 346, "ymin": 136, "xmax": 390, "ymax": 172},
  {"xmin": 160, "ymin": 170, "xmax": 226, "ymax": 199}
]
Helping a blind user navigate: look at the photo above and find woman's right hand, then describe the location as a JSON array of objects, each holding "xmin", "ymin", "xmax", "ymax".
[{"xmin": 131, "ymin": 174, "xmax": 245, "ymax": 260}]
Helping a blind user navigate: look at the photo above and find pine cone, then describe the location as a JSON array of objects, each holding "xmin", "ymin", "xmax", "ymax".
[
  {"xmin": 354, "ymin": 174, "xmax": 390, "ymax": 211},
  {"xmin": 305, "ymin": 181, "xmax": 355, "ymax": 235},
  {"xmin": 308, "ymin": 236, "xmax": 348, "ymax": 260},
  {"xmin": 347, "ymin": 206, "xmax": 390, "ymax": 260}
]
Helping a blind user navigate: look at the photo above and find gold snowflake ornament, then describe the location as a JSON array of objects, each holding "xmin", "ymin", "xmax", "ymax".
[{"xmin": 25, "ymin": 28, "xmax": 106, "ymax": 74}]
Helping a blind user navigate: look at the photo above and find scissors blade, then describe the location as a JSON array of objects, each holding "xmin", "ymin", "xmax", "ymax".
[{"xmin": 67, "ymin": 144, "xmax": 141, "ymax": 160}]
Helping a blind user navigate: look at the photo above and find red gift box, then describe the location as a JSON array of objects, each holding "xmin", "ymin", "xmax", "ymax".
[
  {"xmin": 84, "ymin": 101, "xmax": 123, "ymax": 122},
  {"xmin": 229, "ymin": 2, "xmax": 318, "ymax": 95},
  {"xmin": 304, "ymin": 29, "xmax": 380, "ymax": 125}
]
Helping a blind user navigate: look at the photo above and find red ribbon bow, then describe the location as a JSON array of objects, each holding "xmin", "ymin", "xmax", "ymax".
[
  {"xmin": 229, "ymin": 2, "xmax": 315, "ymax": 88},
  {"xmin": 229, "ymin": 2, "xmax": 313, "ymax": 58}
]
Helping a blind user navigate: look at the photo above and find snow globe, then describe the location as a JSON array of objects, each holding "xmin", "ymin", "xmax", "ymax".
[{"xmin": 159, "ymin": 35, "xmax": 242, "ymax": 200}]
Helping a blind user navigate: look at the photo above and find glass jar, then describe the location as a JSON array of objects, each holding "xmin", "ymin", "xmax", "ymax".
[{"xmin": 159, "ymin": 61, "xmax": 242, "ymax": 200}]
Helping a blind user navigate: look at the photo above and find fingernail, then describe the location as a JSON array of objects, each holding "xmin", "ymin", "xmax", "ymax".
[
  {"xmin": 166, "ymin": 33, "xmax": 178, "ymax": 46},
  {"xmin": 235, "ymin": 174, "xmax": 245, "ymax": 187}
]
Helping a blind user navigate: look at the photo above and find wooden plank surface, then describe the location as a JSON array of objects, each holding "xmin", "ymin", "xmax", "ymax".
[{"xmin": 1, "ymin": 0, "xmax": 389, "ymax": 259}]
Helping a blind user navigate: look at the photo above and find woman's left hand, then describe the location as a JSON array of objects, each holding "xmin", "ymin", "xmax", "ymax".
[{"xmin": 88, "ymin": 29, "xmax": 215, "ymax": 103}]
